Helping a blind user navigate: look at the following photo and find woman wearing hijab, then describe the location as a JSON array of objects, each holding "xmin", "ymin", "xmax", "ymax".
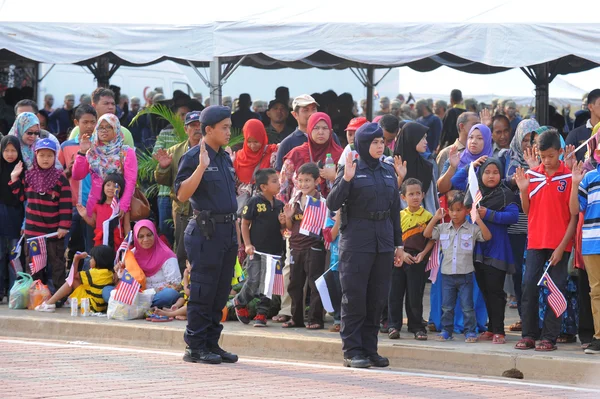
[
  {"xmin": 0, "ymin": 136, "xmax": 25, "ymax": 297},
  {"xmin": 473, "ymin": 158, "xmax": 519, "ymax": 344},
  {"xmin": 327, "ymin": 122, "xmax": 404, "ymax": 369},
  {"xmin": 233, "ymin": 119, "xmax": 278, "ymax": 206},
  {"xmin": 9, "ymin": 112, "xmax": 62, "ymax": 170},
  {"xmin": 438, "ymin": 123, "xmax": 493, "ymax": 194},
  {"xmin": 393, "ymin": 122, "xmax": 440, "ymax": 214},
  {"xmin": 278, "ymin": 112, "xmax": 343, "ymax": 203},
  {"xmin": 72, "ymin": 114, "xmax": 137, "ymax": 218}
]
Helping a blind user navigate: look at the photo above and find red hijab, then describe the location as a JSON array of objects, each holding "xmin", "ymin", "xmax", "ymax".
[
  {"xmin": 133, "ymin": 220, "xmax": 176, "ymax": 278},
  {"xmin": 234, "ymin": 119, "xmax": 278, "ymax": 184},
  {"xmin": 284, "ymin": 112, "xmax": 343, "ymax": 171}
]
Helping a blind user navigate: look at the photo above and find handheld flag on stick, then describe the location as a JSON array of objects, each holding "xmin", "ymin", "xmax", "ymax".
[
  {"xmin": 315, "ymin": 264, "xmax": 342, "ymax": 313},
  {"xmin": 466, "ymin": 163, "xmax": 482, "ymax": 223},
  {"xmin": 9, "ymin": 235, "xmax": 24, "ymax": 274},
  {"xmin": 114, "ymin": 270, "xmax": 141, "ymax": 306},
  {"xmin": 299, "ymin": 196, "xmax": 327, "ymax": 238},
  {"xmin": 537, "ymin": 263, "xmax": 567, "ymax": 318},
  {"xmin": 115, "ymin": 231, "xmax": 133, "ymax": 264},
  {"xmin": 28, "ymin": 236, "xmax": 49, "ymax": 274},
  {"xmin": 257, "ymin": 251, "xmax": 282, "ymax": 299},
  {"xmin": 426, "ymin": 240, "xmax": 441, "ymax": 284}
]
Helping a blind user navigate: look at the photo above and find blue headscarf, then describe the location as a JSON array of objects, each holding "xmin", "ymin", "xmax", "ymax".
[
  {"xmin": 355, "ymin": 122, "xmax": 383, "ymax": 169},
  {"xmin": 458, "ymin": 123, "xmax": 493, "ymax": 169}
]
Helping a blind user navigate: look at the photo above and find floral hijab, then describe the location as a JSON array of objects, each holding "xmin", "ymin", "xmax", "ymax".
[
  {"xmin": 509, "ymin": 119, "xmax": 540, "ymax": 170},
  {"xmin": 9, "ymin": 112, "xmax": 40, "ymax": 169},
  {"xmin": 87, "ymin": 114, "xmax": 129, "ymax": 179}
]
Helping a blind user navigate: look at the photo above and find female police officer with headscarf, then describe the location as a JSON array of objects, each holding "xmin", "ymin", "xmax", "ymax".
[{"xmin": 327, "ymin": 122, "xmax": 404, "ymax": 369}]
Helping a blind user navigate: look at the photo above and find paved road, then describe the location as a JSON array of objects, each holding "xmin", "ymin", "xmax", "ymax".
[{"xmin": 0, "ymin": 338, "xmax": 597, "ymax": 399}]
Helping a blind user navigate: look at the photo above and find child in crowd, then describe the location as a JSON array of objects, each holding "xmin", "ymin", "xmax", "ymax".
[
  {"xmin": 323, "ymin": 210, "xmax": 342, "ymax": 332},
  {"xmin": 76, "ymin": 173, "xmax": 130, "ymax": 249},
  {"xmin": 155, "ymin": 260, "xmax": 191, "ymax": 320},
  {"xmin": 388, "ymin": 178, "xmax": 434, "ymax": 341},
  {"xmin": 9, "ymin": 139, "xmax": 71, "ymax": 293},
  {"xmin": 282, "ymin": 163, "xmax": 326, "ymax": 329},
  {"xmin": 35, "ymin": 245, "xmax": 115, "ymax": 312},
  {"xmin": 514, "ymin": 130, "xmax": 577, "ymax": 352},
  {"xmin": 473, "ymin": 159, "xmax": 519, "ymax": 344},
  {"xmin": 234, "ymin": 168, "xmax": 285, "ymax": 327},
  {"xmin": 424, "ymin": 191, "xmax": 492, "ymax": 342}
]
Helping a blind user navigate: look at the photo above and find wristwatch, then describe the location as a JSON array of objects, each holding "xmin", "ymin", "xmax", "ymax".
[{"xmin": 395, "ymin": 246, "xmax": 404, "ymax": 250}]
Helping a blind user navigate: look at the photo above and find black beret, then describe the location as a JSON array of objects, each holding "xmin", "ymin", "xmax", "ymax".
[{"xmin": 199, "ymin": 105, "xmax": 231, "ymax": 126}]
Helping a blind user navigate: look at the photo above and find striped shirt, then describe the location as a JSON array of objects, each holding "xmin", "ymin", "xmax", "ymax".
[
  {"xmin": 400, "ymin": 206, "xmax": 432, "ymax": 253},
  {"xmin": 81, "ymin": 269, "xmax": 114, "ymax": 312},
  {"xmin": 578, "ymin": 167, "xmax": 600, "ymax": 255},
  {"xmin": 153, "ymin": 127, "xmax": 181, "ymax": 197},
  {"xmin": 10, "ymin": 174, "xmax": 72, "ymax": 236}
]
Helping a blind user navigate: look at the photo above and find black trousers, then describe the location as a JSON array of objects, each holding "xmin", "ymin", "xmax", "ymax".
[
  {"xmin": 174, "ymin": 212, "xmax": 191, "ymax": 275},
  {"xmin": 578, "ymin": 268, "xmax": 595, "ymax": 344},
  {"xmin": 184, "ymin": 220, "xmax": 237, "ymax": 351},
  {"xmin": 388, "ymin": 260, "xmax": 427, "ymax": 333},
  {"xmin": 339, "ymin": 250, "xmax": 393, "ymax": 359},
  {"xmin": 288, "ymin": 247, "xmax": 326, "ymax": 326},
  {"xmin": 475, "ymin": 263, "xmax": 507, "ymax": 335}
]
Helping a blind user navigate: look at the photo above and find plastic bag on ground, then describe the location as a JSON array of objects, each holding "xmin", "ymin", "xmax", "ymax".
[
  {"xmin": 27, "ymin": 280, "xmax": 51, "ymax": 310},
  {"xmin": 106, "ymin": 289, "xmax": 153, "ymax": 320},
  {"xmin": 9, "ymin": 272, "xmax": 33, "ymax": 309}
]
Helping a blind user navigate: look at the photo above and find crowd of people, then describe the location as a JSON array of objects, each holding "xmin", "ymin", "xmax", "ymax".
[{"xmin": 2, "ymin": 82, "xmax": 600, "ymax": 368}]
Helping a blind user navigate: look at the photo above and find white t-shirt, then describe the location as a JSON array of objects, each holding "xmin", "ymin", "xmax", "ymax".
[
  {"xmin": 144, "ymin": 257, "xmax": 181, "ymax": 290},
  {"xmin": 338, "ymin": 144, "xmax": 359, "ymax": 167}
]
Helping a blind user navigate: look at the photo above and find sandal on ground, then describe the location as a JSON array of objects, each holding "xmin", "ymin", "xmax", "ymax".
[
  {"xmin": 437, "ymin": 331, "xmax": 453, "ymax": 341},
  {"xmin": 35, "ymin": 302, "xmax": 56, "ymax": 312},
  {"xmin": 508, "ymin": 321, "xmax": 522, "ymax": 331},
  {"xmin": 493, "ymin": 334, "xmax": 506, "ymax": 344},
  {"xmin": 281, "ymin": 320, "xmax": 302, "ymax": 328},
  {"xmin": 515, "ymin": 337, "xmax": 535, "ymax": 350},
  {"xmin": 388, "ymin": 328, "xmax": 400, "ymax": 339},
  {"xmin": 272, "ymin": 314, "xmax": 291, "ymax": 323},
  {"xmin": 151, "ymin": 315, "xmax": 174, "ymax": 322},
  {"xmin": 465, "ymin": 332, "xmax": 478, "ymax": 343},
  {"xmin": 306, "ymin": 323, "xmax": 324, "ymax": 330},
  {"xmin": 414, "ymin": 331, "xmax": 428, "ymax": 341},
  {"xmin": 557, "ymin": 334, "xmax": 576, "ymax": 344},
  {"xmin": 329, "ymin": 324, "xmax": 340, "ymax": 333},
  {"xmin": 581, "ymin": 342, "xmax": 591, "ymax": 349},
  {"xmin": 427, "ymin": 322, "xmax": 438, "ymax": 332},
  {"xmin": 479, "ymin": 331, "xmax": 494, "ymax": 341},
  {"xmin": 535, "ymin": 339, "xmax": 557, "ymax": 351}
]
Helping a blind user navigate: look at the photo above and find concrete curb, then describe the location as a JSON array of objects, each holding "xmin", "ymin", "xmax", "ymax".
[{"xmin": 1, "ymin": 314, "xmax": 598, "ymax": 387}]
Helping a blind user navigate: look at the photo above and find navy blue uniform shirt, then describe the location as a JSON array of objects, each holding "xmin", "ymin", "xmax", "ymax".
[
  {"xmin": 174, "ymin": 143, "xmax": 237, "ymax": 214},
  {"xmin": 327, "ymin": 160, "xmax": 402, "ymax": 253}
]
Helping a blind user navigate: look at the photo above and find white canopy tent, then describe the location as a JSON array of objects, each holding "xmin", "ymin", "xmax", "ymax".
[{"xmin": 1, "ymin": 0, "xmax": 600, "ymax": 121}]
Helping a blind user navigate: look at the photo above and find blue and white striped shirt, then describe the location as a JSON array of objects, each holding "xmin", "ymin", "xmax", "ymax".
[{"xmin": 578, "ymin": 166, "xmax": 600, "ymax": 255}]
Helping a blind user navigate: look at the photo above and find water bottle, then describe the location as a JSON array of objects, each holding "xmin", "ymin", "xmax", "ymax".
[{"xmin": 325, "ymin": 153, "xmax": 335, "ymax": 190}]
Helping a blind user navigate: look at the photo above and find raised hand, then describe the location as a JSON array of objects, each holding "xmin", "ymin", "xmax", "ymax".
[
  {"xmin": 448, "ymin": 145, "xmax": 460, "ymax": 169},
  {"xmin": 199, "ymin": 140, "xmax": 210, "ymax": 170},
  {"xmin": 153, "ymin": 148, "xmax": 172, "ymax": 169},
  {"xmin": 479, "ymin": 108, "xmax": 492, "ymax": 127},
  {"xmin": 76, "ymin": 203, "xmax": 87, "ymax": 218},
  {"xmin": 79, "ymin": 132, "xmax": 92, "ymax": 153},
  {"xmin": 10, "ymin": 161, "xmax": 23, "ymax": 182},
  {"xmin": 394, "ymin": 155, "xmax": 407, "ymax": 179},
  {"xmin": 523, "ymin": 147, "xmax": 540, "ymax": 169},
  {"xmin": 283, "ymin": 203, "xmax": 294, "ymax": 219},
  {"xmin": 343, "ymin": 152, "xmax": 356, "ymax": 182},
  {"xmin": 572, "ymin": 161, "xmax": 586, "ymax": 185},
  {"xmin": 434, "ymin": 207, "xmax": 445, "ymax": 221},
  {"xmin": 564, "ymin": 144, "xmax": 576, "ymax": 170},
  {"xmin": 514, "ymin": 167, "xmax": 530, "ymax": 192},
  {"xmin": 473, "ymin": 155, "xmax": 488, "ymax": 168}
]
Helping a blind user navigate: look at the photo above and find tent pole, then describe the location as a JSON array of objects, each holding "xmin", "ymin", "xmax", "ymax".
[
  {"xmin": 96, "ymin": 56, "xmax": 110, "ymax": 87},
  {"xmin": 209, "ymin": 57, "xmax": 222, "ymax": 106},
  {"xmin": 366, "ymin": 66, "xmax": 374, "ymax": 120},
  {"xmin": 534, "ymin": 63, "xmax": 549, "ymax": 126}
]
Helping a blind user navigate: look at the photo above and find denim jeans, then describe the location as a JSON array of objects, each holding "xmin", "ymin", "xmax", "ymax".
[
  {"xmin": 0, "ymin": 237, "xmax": 18, "ymax": 298},
  {"xmin": 102, "ymin": 285, "xmax": 114, "ymax": 304},
  {"xmin": 441, "ymin": 273, "xmax": 476, "ymax": 336},
  {"xmin": 152, "ymin": 287, "xmax": 181, "ymax": 308},
  {"xmin": 157, "ymin": 196, "xmax": 174, "ymax": 246}
]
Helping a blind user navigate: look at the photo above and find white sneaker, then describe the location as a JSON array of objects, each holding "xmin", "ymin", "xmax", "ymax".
[{"xmin": 35, "ymin": 302, "xmax": 56, "ymax": 312}]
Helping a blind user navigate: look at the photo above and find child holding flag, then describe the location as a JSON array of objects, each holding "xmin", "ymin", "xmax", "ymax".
[
  {"xmin": 76, "ymin": 173, "xmax": 129, "ymax": 250},
  {"xmin": 424, "ymin": 192, "xmax": 492, "ymax": 342},
  {"xmin": 233, "ymin": 168, "xmax": 285, "ymax": 327},
  {"xmin": 281, "ymin": 163, "xmax": 327, "ymax": 330},
  {"xmin": 514, "ymin": 129, "xmax": 577, "ymax": 351},
  {"xmin": 9, "ymin": 139, "xmax": 71, "ymax": 293}
]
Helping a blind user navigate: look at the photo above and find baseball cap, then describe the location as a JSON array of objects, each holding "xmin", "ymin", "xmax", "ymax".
[
  {"xmin": 292, "ymin": 94, "xmax": 319, "ymax": 110},
  {"xmin": 185, "ymin": 111, "xmax": 201, "ymax": 125},
  {"xmin": 35, "ymin": 138, "xmax": 57, "ymax": 153},
  {"xmin": 346, "ymin": 117, "xmax": 368, "ymax": 131},
  {"xmin": 268, "ymin": 99, "xmax": 288, "ymax": 110}
]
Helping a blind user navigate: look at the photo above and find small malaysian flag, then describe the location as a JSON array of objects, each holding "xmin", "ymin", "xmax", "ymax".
[
  {"xmin": 466, "ymin": 163, "xmax": 483, "ymax": 223},
  {"xmin": 9, "ymin": 244, "xmax": 23, "ymax": 274},
  {"xmin": 426, "ymin": 240, "xmax": 441, "ymax": 284},
  {"xmin": 114, "ymin": 270, "xmax": 140, "ymax": 306},
  {"xmin": 111, "ymin": 184, "xmax": 120, "ymax": 216},
  {"xmin": 538, "ymin": 272, "xmax": 567, "ymax": 318},
  {"xmin": 115, "ymin": 231, "xmax": 133, "ymax": 263},
  {"xmin": 273, "ymin": 259, "xmax": 284, "ymax": 296},
  {"xmin": 258, "ymin": 252, "xmax": 282, "ymax": 299},
  {"xmin": 28, "ymin": 236, "xmax": 48, "ymax": 274},
  {"xmin": 299, "ymin": 196, "xmax": 327, "ymax": 238}
]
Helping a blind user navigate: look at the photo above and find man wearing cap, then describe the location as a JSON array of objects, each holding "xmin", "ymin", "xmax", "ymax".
[
  {"xmin": 265, "ymin": 99, "xmax": 295, "ymax": 144},
  {"xmin": 416, "ymin": 99, "xmax": 443, "ymax": 154},
  {"xmin": 154, "ymin": 111, "xmax": 202, "ymax": 274},
  {"xmin": 338, "ymin": 117, "xmax": 368, "ymax": 167},
  {"xmin": 275, "ymin": 94, "xmax": 341, "ymax": 171},
  {"xmin": 504, "ymin": 100, "xmax": 522, "ymax": 136},
  {"xmin": 175, "ymin": 105, "xmax": 239, "ymax": 365}
]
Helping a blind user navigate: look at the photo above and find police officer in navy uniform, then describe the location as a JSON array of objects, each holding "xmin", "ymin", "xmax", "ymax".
[
  {"xmin": 175, "ymin": 105, "xmax": 239, "ymax": 365},
  {"xmin": 327, "ymin": 122, "xmax": 404, "ymax": 369}
]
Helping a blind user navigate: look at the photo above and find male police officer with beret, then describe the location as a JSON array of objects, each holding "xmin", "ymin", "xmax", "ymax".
[{"xmin": 175, "ymin": 105, "xmax": 239, "ymax": 365}]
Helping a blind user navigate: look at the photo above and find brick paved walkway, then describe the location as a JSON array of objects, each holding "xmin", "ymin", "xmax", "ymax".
[{"xmin": 0, "ymin": 338, "xmax": 597, "ymax": 399}]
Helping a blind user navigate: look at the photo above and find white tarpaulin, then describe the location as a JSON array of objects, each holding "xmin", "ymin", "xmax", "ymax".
[{"xmin": 2, "ymin": 0, "xmax": 600, "ymax": 69}]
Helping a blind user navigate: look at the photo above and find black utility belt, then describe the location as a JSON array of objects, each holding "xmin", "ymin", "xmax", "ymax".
[
  {"xmin": 348, "ymin": 209, "xmax": 391, "ymax": 221},
  {"xmin": 192, "ymin": 210, "xmax": 237, "ymax": 223}
]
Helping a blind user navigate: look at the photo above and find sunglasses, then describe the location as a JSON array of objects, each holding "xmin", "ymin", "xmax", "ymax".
[{"xmin": 26, "ymin": 130, "xmax": 41, "ymax": 136}]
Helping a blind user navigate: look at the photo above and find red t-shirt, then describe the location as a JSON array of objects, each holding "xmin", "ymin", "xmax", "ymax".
[
  {"xmin": 93, "ymin": 203, "xmax": 124, "ymax": 249},
  {"xmin": 526, "ymin": 161, "xmax": 572, "ymax": 251}
]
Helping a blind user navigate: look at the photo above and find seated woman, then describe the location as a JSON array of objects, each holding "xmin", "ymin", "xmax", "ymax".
[
  {"xmin": 35, "ymin": 246, "xmax": 115, "ymax": 313},
  {"xmin": 102, "ymin": 220, "xmax": 182, "ymax": 308}
]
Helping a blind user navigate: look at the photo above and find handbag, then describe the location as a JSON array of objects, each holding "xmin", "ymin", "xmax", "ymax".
[{"xmin": 119, "ymin": 150, "xmax": 151, "ymax": 221}]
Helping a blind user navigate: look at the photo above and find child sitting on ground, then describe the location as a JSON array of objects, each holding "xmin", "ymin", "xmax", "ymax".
[
  {"xmin": 155, "ymin": 260, "xmax": 191, "ymax": 320},
  {"xmin": 35, "ymin": 245, "xmax": 115, "ymax": 313},
  {"xmin": 424, "ymin": 191, "xmax": 492, "ymax": 342}
]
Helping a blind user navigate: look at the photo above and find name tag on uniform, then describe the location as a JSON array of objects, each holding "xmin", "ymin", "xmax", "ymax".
[
  {"xmin": 206, "ymin": 166, "xmax": 219, "ymax": 172},
  {"xmin": 384, "ymin": 175, "xmax": 394, "ymax": 179},
  {"xmin": 356, "ymin": 175, "xmax": 367, "ymax": 178},
  {"xmin": 229, "ymin": 167, "xmax": 235, "ymax": 173}
]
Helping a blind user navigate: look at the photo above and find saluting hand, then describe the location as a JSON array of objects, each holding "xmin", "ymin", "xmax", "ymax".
[
  {"xmin": 514, "ymin": 167, "xmax": 530, "ymax": 192},
  {"xmin": 572, "ymin": 161, "xmax": 585, "ymax": 185},
  {"xmin": 283, "ymin": 203, "xmax": 294, "ymax": 219},
  {"xmin": 393, "ymin": 155, "xmax": 407, "ymax": 179},
  {"xmin": 199, "ymin": 140, "xmax": 210, "ymax": 170},
  {"xmin": 343, "ymin": 152, "xmax": 356, "ymax": 182},
  {"xmin": 479, "ymin": 108, "xmax": 492, "ymax": 127},
  {"xmin": 79, "ymin": 133, "xmax": 91, "ymax": 153},
  {"xmin": 523, "ymin": 147, "xmax": 540, "ymax": 169},
  {"xmin": 564, "ymin": 144, "xmax": 576, "ymax": 171},
  {"xmin": 153, "ymin": 148, "xmax": 172, "ymax": 169},
  {"xmin": 448, "ymin": 145, "xmax": 460, "ymax": 169},
  {"xmin": 10, "ymin": 161, "xmax": 23, "ymax": 182}
]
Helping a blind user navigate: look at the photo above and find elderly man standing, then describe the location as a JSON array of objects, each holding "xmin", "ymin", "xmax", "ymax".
[
  {"xmin": 48, "ymin": 94, "xmax": 75, "ymax": 136},
  {"xmin": 154, "ymin": 111, "xmax": 201, "ymax": 274},
  {"xmin": 416, "ymin": 99, "xmax": 443, "ymax": 154}
]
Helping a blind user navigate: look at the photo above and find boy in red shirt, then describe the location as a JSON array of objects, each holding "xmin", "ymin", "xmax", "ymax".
[{"xmin": 514, "ymin": 129, "xmax": 577, "ymax": 351}]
